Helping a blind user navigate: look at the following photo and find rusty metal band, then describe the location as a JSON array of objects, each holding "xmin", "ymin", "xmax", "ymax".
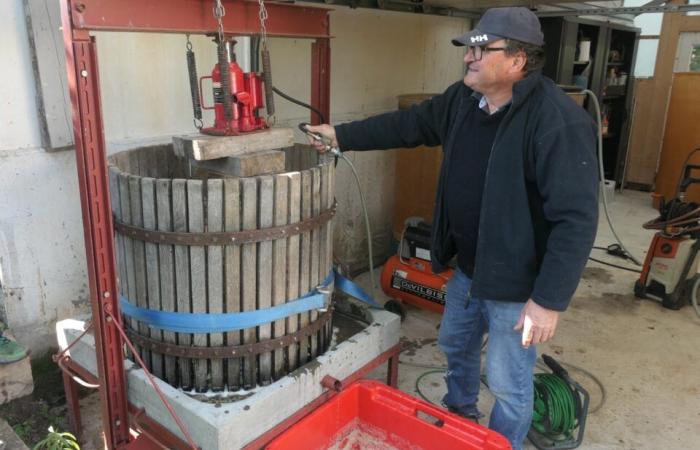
[
  {"xmin": 126, "ymin": 309, "xmax": 332, "ymax": 359},
  {"xmin": 114, "ymin": 202, "xmax": 336, "ymax": 246}
]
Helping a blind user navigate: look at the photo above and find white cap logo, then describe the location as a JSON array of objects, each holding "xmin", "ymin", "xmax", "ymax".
[{"xmin": 470, "ymin": 34, "xmax": 488, "ymax": 43}]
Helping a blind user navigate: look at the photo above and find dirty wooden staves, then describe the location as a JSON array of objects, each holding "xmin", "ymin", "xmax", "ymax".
[{"xmin": 108, "ymin": 144, "xmax": 335, "ymax": 392}]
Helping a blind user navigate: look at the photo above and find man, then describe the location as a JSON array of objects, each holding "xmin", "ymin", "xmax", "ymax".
[{"xmin": 306, "ymin": 7, "xmax": 598, "ymax": 449}]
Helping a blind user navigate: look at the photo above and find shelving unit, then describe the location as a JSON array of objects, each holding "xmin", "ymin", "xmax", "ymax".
[{"xmin": 540, "ymin": 17, "xmax": 640, "ymax": 184}]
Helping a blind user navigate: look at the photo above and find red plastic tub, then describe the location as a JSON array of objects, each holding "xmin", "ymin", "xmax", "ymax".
[{"xmin": 266, "ymin": 380, "xmax": 511, "ymax": 450}]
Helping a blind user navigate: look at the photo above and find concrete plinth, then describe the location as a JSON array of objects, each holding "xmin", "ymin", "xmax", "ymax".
[{"xmin": 57, "ymin": 310, "xmax": 400, "ymax": 450}]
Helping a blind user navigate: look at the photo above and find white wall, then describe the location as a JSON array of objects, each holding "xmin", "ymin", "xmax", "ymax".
[
  {"xmin": 0, "ymin": 0, "xmax": 467, "ymax": 354},
  {"xmin": 0, "ymin": 0, "xmax": 89, "ymax": 352}
]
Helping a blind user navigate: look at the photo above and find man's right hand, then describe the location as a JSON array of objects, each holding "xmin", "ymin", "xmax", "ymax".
[{"xmin": 304, "ymin": 124, "xmax": 338, "ymax": 153}]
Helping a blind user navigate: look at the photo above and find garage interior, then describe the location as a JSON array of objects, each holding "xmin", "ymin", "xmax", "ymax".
[{"xmin": 1, "ymin": 1, "xmax": 700, "ymax": 449}]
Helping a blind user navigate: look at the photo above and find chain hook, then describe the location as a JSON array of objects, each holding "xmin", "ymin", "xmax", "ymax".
[{"xmin": 213, "ymin": 0, "xmax": 226, "ymax": 45}]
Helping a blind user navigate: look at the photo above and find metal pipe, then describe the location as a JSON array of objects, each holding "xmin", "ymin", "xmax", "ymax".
[{"xmin": 321, "ymin": 375, "xmax": 343, "ymax": 392}]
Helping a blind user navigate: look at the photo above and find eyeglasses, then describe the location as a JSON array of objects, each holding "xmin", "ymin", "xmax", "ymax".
[{"xmin": 467, "ymin": 45, "xmax": 508, "ymax": 61}]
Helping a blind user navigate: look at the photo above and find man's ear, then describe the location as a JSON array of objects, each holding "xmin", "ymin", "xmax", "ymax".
[{"xmin": 511, "ymin": 52, "xmax": 527, "ymax": 73}]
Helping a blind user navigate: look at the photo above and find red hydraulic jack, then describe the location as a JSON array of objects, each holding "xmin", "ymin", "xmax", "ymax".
[
  {"xmin": 58, "ymin": 1, "xmax": 330, "ymax": 448},
  {"xmin": 196, "ymin": 38, "xmax": 268, "ymax": 135}
]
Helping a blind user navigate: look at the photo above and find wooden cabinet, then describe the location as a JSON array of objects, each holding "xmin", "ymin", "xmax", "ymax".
[
  {"xmin": 540, "ymin": 17, "xmax": 639, "ymax": 184},
  {"xmin": 392, "ymin": 94, "xmax": 442, "ymax": 238}
]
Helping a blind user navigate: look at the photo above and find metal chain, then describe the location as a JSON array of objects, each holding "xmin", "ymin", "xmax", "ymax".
[
  {"xmin": 258, "ymin": 0, "xmax": 269, "ymax": 48},
  {"xmin": 213, "ymin": 0, "xmax": 226, "ymax": 45}
]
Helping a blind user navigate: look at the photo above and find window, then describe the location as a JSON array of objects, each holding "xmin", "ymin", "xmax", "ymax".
[{"xmin": 690, "ymin": 45, "xmax": 700, "ymax": 72}]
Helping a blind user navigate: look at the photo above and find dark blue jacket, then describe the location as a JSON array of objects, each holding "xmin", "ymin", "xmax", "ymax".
[{"xmin": 335, "ymin": 72, "xmax": 599, "ymax": 311}]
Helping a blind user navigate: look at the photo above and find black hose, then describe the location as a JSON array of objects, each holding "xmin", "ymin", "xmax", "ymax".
[
  {"xmin": 588, "ymin": 256, "xmax": 641, "ymax": 273},
  {"xmin": 272, "ymin": 86, "xmax": 326, "ymax": 124}
]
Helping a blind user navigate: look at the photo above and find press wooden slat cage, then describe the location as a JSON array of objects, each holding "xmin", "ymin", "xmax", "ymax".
[{"xmin": 108, "ymin": 143, "xmax": 335, "ymax": 392}]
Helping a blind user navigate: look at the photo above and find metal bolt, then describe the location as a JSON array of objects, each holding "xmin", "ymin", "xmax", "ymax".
[
  {"xmin": 80, "ymin": 70, "xmax": 88, "ymax": 78},
  {"xmin": 75, "ymin": 3, "xmax": 86, "ymax": 13},
  {"xmin": 115, "ymin": 419, "xmax": 121, "ymax": 427},
  {"xmin": 103, "ymin": 291, "xmax": 110, "ymax": 298}
]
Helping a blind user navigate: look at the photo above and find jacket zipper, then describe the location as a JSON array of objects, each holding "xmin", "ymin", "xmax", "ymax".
[{"xmin": 470, "ymin": 100, "xmax": 518, "ymax": 297}]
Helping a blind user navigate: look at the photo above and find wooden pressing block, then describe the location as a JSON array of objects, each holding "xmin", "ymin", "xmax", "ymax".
[
  {"xmin": 190, "ymin": 150, "xmax": 286, "ymax": 178},
  {"xmin": 173, "ymin": 127, "xmax": 295, "ymax": 161}
]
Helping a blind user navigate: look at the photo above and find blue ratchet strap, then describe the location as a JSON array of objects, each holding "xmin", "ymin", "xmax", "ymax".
[
  {"xmin": 332, "ymin": 269, "xmax": 382, "ymax": 308},
  {"xmin": 120, "ymin": 272, "xmax": 334, "ymax": 334}
]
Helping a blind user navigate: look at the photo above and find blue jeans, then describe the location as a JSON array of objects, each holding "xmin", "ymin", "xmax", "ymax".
[{"xmin": 438, "ymin": 269, "xmax": 536, "ymax": 450}]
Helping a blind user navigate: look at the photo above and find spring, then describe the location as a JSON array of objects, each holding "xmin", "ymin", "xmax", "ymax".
[
  {"xmin": 262, "ymin": 47, "xmax": 275, "ymax": 117},
  {"xmin": 186, "ymin": 48, "xmax": 202, "ymax": 120},
  {"xmin": 217, "ymin": 40, "xmax": 234, "ymax": 122}
]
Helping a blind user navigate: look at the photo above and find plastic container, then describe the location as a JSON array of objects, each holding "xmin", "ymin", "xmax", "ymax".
[{"xmin": 266, "ymin": 381, "xmax": 511, "ymax": 450}]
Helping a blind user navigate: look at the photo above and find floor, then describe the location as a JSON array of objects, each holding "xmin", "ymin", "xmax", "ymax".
[{"xmin": 78, "ymin": 190, "xmax": 700, "ymax": 449}]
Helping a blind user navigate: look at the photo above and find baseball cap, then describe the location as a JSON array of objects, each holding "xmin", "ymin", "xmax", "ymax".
[{"xmin": 452, "ymin": 7, "xmax": 544, "ymax": 47}]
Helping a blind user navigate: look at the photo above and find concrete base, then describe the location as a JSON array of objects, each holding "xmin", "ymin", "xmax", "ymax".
[
  {"xmin": 57, "ymin": 310, "xmax": 400, "ymax": 450},
  {"xmin": 0, "ymin": 332, "xmax": 33, "ymax": 405},
  {"xmin": 0, "ymin": 418, "xmax": 30, "ymax": 450}
]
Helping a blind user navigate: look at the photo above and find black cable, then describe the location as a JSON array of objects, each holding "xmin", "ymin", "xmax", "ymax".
[
  {"xmin": 271, "ymin": 86, "xmax": 326, "ymax": 124},
  {"xmin": 588, "ymin": 256, "xmax": 641, "ymax": 273}
]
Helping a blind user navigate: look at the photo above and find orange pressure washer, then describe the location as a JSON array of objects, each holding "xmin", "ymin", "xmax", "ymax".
[
  {"xmin": 635, "ymin": 161, "xmax": 700, "ymax": 310},
  {"xmin": 380, "ymin": 220, "xmax": 454, "ymax": 318}
]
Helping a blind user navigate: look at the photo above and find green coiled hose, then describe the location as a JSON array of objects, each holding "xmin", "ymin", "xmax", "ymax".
[{"xmin": 531, "ymin": 373, "xmax": 578, "ymax": 441}]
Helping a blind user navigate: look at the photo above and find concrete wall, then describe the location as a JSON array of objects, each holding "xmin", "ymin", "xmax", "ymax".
[{"xmin": 0, "ymin": 0, "xmax": 467, "ymax": 354}]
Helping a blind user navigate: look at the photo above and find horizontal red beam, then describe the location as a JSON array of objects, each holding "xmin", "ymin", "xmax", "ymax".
[{"xmin": 70, "ymin": 0, "xmax": 330, "ymax": 38}]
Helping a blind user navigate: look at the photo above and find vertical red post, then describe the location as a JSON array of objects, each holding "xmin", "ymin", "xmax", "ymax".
[
  {"xmin": 60, "ymin": 1, "xmax": 131, "ymax": 448},
  {"xmin": 311, "ymin": 37, "xmax": 331, "ymax": 125}
]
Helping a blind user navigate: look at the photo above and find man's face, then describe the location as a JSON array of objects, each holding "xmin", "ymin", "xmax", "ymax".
[{"xmin": 462, "ymin": 40, "xmax": 523, "ymax": 93}]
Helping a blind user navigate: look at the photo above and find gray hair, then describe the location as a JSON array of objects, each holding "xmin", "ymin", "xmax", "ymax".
[{"xmin": 504, "ymin": 39, "xmax": 545, "ymax": 75}]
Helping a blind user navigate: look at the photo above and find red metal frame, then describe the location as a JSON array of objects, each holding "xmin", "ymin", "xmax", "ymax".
[{"xmin": 59, "ymin": 1, "xmax": 331, "ymax": 448}]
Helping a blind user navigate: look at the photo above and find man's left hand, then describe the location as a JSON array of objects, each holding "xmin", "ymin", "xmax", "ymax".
[{"xmin": 513, "ymin": 299, "xmax": 559, "ymax": 348}]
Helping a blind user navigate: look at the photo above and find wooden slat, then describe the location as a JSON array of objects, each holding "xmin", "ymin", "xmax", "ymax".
[
  {"xmin": 172, "ymin": 179, "xmax": 192, "ymax": 389},
  {"xmin": 156, "ymin": 179, "xmax": 177, "ymax": 385},
  {"xmin": 319, "ymin": 163, "xmax": 329, "ymax": 352},
  {"xmin": 188, "ymin": 180, "xmax": 207, "ymax": 391},
  {"xmin": 141, "ymin": 177, "xmax": 162, "ymax": 378},
  {"xmin": 309, "ymin": 167, "xmax": 321, "ymax": 358},
  {"xmin": 207, "ymin": 179, "xmax": 225, "ymax": 391},
  {"xmin": 272, "ymin": 174, "xmax": 288, "ymax": 380},
  {"xmin": 257, "ymin": 176, "xmax": 274, "ymax": 385},
  {"xmin": 224, "ymin": 178, "xmax": 242, "ymax": 390},
  {"xmin": 241, "ymin": 178, "xmax": 258, "ymax": 389},
  {"xmin": 325, "ymin": 161, "xmax": 335, "ymax": 350},
  {"xmin": 286, "ymin": 173, "xmax": 301, "ymax": 371},
  {"xmin": 129, "ymin": 175, "xmax": 150, "ymax": 366},
  {"xmin": 298, "ymin": 171, "xmax": 312, "ymax": 365},
  {"xmin": 109, "ymin": 168, "xmax": 128, "ymax": 333},
  {"xmin": 118, "ymin": 174, "xmax": 137, "ymax": 345}
]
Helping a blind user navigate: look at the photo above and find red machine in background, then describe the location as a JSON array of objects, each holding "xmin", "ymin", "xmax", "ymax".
[
  {"xmin": 381, "ymin": 221, "xmax": 453, "ymax": 317},
  {"xmin": 635, "ymin": 161, "xmax": 700, "ymax": 310}
]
